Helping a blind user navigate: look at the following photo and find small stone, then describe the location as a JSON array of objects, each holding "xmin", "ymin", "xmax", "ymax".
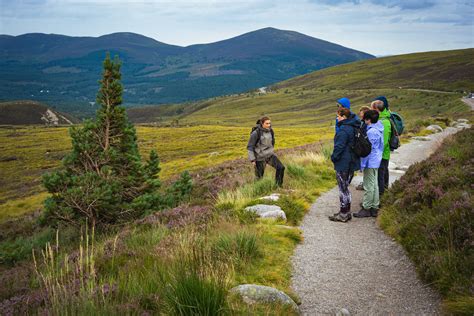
[
  {"xmin": 230, "ymin": 284, "xmax": 298, "ymax": 311},
  {"xmin": 425, "ymin": 125, "xmax": 443, "ymax": 133},
  {"xmin": 336, "ymin": 308, "xmax": 351, "ymax": 316},
  {"xmin": 457, "ymin": 119, "xmax": 469, "ymax": 123},
  {"xmin": 454, "ymin": 123, "xmax": 471, "ymax": 130},
  {"xmin": 260, "ymin": 193, "xmax": 281, "ymax": 201}
]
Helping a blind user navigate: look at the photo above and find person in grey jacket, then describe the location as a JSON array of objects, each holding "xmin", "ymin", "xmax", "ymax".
[{"xmin": 247, "ymin": 116, "xmax": 285, "ymax": 187}]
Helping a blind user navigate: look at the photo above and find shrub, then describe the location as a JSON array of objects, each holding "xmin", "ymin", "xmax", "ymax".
[{"xmin": 379, "ymin": 128, "xmax": 473, "ymax": 314}]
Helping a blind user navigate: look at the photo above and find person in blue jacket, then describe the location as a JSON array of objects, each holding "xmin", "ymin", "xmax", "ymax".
[
  {"xmin": 329, "ymin": 107, "xmax": 361, "ymax": 222},
  {"xmin": 354, "ymin": 110, "xmax": 384, "ymax": 218},
  {"xmin": 335, "ymin": 97, "xmax": 351, "ymax": 133}
]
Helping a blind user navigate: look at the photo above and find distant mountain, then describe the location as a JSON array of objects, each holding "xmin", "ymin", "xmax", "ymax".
[
  {"xmin": 0, "ymin": 100, "xmax": 78, "ymax": 125},
  {"xmin": 0, "ymin": 28, "xmax": 374, "ymax": 117}
]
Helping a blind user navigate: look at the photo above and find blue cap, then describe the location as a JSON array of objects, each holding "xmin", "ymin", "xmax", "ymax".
[{"xmin": 337, "ymin": 97, "xmax": 351, "ymax": 109}]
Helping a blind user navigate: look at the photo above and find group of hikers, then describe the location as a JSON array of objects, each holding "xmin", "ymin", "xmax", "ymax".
[{"xmin": 247, "ymin": 96, "xmax": 400, "ymax": 223}]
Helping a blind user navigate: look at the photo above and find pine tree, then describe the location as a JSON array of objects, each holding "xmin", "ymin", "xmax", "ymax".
[{"xmin": 42, "ymin": 54, "xmax": 183, "ymax": 226}]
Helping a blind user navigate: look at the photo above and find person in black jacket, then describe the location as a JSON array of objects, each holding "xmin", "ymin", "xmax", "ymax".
[{"xmin": 329, "ymin": 107, "xmax": 361, "ymax": 222}]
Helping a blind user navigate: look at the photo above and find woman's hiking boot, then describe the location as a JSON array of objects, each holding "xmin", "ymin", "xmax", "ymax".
[
  {"xmin": 356, "ymin": 182, "xmax": 364, "ymax": 191},
  {"xmin": 370, "ymin": 208, "xmax": 379, "ymax": 217},
  {"xmin": 328, "ymin": 212, "xmax": 352, "ymax": 222},
  {"xmin": 353, "ymin": 208, "xmax": 372, "ymax": 218}
]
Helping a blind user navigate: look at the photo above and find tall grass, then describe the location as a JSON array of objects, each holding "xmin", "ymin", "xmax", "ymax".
[
  {"xmin": 159, "ymin": 231, "xmax": 231, "ymax": 315},
  {"xmin": 213, "ymin": 230, "xmax": 261, "ymax": 266},
  {"xmin": 33, "ymin": 226, "xmax": 111, "ymax": 315}
]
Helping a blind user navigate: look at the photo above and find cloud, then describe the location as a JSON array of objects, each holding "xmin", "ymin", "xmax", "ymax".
[
  {"xmin": 311, "ymin": 0, "xmax": 440, "ymax": 10},
  {"xmin": 369, "ymin": 0, "xmax": 436, "ymax": 10},
  {"xmin": 0, "ymin": 0, "xmax": 472, "ymax": 55}
]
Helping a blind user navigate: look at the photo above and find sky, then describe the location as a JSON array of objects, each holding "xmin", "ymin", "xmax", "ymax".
[{"xmin": 0, "ymin": 0, "xmax": 473, "ymax": 56}]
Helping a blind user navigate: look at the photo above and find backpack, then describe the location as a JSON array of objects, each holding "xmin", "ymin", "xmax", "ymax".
[
  {"xmin": 390, "ymin": 112, "xmax": 404, "ymax": 135},
  {"xmin": 388, "ymin": 118, "xmax": 400, "ymax": 151},
  {"xmin": 352, "ymin": 126, "xmax": 372, "ymax": 158},
  {"xmin": 251, "ymin": 120, "xmax": 275, "ymax": 145}
]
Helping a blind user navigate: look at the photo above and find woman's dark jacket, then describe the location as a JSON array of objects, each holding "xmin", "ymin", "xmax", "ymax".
[{"xmin": 331, "ymin": 114, "xmax": 361, "ymax": 172}]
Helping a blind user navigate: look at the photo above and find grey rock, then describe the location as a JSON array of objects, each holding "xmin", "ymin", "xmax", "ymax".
[
  {"xmin": 245, "ymin": 204, "xmax": 287, "ymax": 221},
  {"xmin": 336, "ymin": 308, "xmax": 351, "ymax": 316},
  {"xmin": 260, "ymin": 210, "xmax": 287, "ymax": 220},
  {"xmin": 457, "ymin": 119, "xmax": 468, "ymax": 123},
  {"xmin": 425, "ymin": 125, "xmax": 443, "ymax": 133},
  {"xmin": 230, "ymin": 284, "xmax": 298, "ymax": 311},
  {"xmin": 260, "ymin": 193, "xmax": 281, "ymax": 201}
]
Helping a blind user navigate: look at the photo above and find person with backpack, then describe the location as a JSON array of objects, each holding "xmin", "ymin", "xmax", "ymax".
[
  {"xmin": 329, "ymin": 107, "xmax": 361, "ymax": 222},
  {"xmin": 353, "ymin": 110, "xmax": 384, "ymax": 218},
  {"xmin": 355, "ymin": 105, "xmax": 371, "ymax": 191},
  {"xmin": 371, "ymin": 99, "xmax": 392, "ymax": 196},
  {"xmin": 247, "ymin": 116, "xmax": 285, "ymax": 187}
]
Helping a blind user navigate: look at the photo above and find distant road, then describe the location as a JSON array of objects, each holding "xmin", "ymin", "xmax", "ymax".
[
  {"xmin": 403, "ymin": 88, "xmax": 457, "ymax": 94},
  {"xmin": 462, "ymin": 98, "xmax": 474, "ymax": 111}
]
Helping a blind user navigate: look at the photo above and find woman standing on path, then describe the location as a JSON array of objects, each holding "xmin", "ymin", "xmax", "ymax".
[
  {"xmin": 354, "ymin": 109, "xmax": 384, "ymax": 218},
  {"xmin": 329, "ymin": 107, "xmax": 360, "ymax": 222}
]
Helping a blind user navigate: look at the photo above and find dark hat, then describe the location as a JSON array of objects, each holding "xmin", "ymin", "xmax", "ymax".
[{"xmin": 374, "ymin": 96, "xmax": 389, "ymax": 109}]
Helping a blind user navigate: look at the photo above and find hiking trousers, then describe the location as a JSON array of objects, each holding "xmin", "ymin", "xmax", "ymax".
[
  {"xmin": 336, "ymin": 170, "xmax": 354, "ymax": 213},
  {"xmin": 362, "ymin": 168, "xmax": 379, "ymax": 209},
  {"xmin": 255, "ymin": 155, "xmax": 285, "ymax": 187},
  {"xmin": 378, "ymin": 159, "xmax": 389, "ymax": 196}
]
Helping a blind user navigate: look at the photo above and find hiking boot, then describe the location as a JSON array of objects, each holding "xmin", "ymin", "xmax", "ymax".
[
  {"xmin": 370, "ymin": 208, "xmax": 379, "ymax": 217},
  {"xmin": 329, "ymin": 212, "xmax": 352, "ymax": 222},
  {"xmin": 356, "ymin": 182, "xmax": 364, "ymax": 191},
  {"xmin": 353, "ymin": 208, "xmax": 372, "ymax": 218}
]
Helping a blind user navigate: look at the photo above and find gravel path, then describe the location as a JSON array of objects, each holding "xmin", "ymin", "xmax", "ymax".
[
  {"xmin": 291, "ymin": 126, "xmax": 467, "ymax": 315},
  {"xmin": 462, "ymin": 97, "xmax": 474, "ymax": 111}
]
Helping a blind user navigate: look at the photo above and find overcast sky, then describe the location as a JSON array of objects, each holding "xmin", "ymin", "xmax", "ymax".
[{"xmin": 1, "ymin": 0, "xmax": 473, "ymax": 56}]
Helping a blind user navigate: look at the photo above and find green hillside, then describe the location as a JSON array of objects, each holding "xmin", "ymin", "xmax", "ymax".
[{"xmin": 129, "ymin": 49, "xmax": 472, "ymax": 127}]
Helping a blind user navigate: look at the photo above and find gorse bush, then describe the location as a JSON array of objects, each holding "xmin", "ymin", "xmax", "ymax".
[
  {"xmin": 42, "ymin": 54, "xmax": 191, "ymax": 227},
  {"xmin": 0, "ymin": 227, "xmax": 55, "ymax": 265},
  {"xmin": 379, "ymin": 128, "xmax": 474, "ymax": 314}
]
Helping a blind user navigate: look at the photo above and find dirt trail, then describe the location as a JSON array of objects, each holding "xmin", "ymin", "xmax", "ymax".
[{"xmin": 291, "ymin": 126, "xmax": 465, "ymax": 315}]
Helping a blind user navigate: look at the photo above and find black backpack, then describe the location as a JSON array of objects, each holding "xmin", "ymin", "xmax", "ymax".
[
  {"xmin": 352, "ymin": 126, "xmax": 372, "ymax": 158},
  {"xmin": 251, "ymin": 120, "xmax": 275, "ymax": 146},
  {"xmin": 388, "ymin": 118, "xmax": 400, "ymax": 151}
]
